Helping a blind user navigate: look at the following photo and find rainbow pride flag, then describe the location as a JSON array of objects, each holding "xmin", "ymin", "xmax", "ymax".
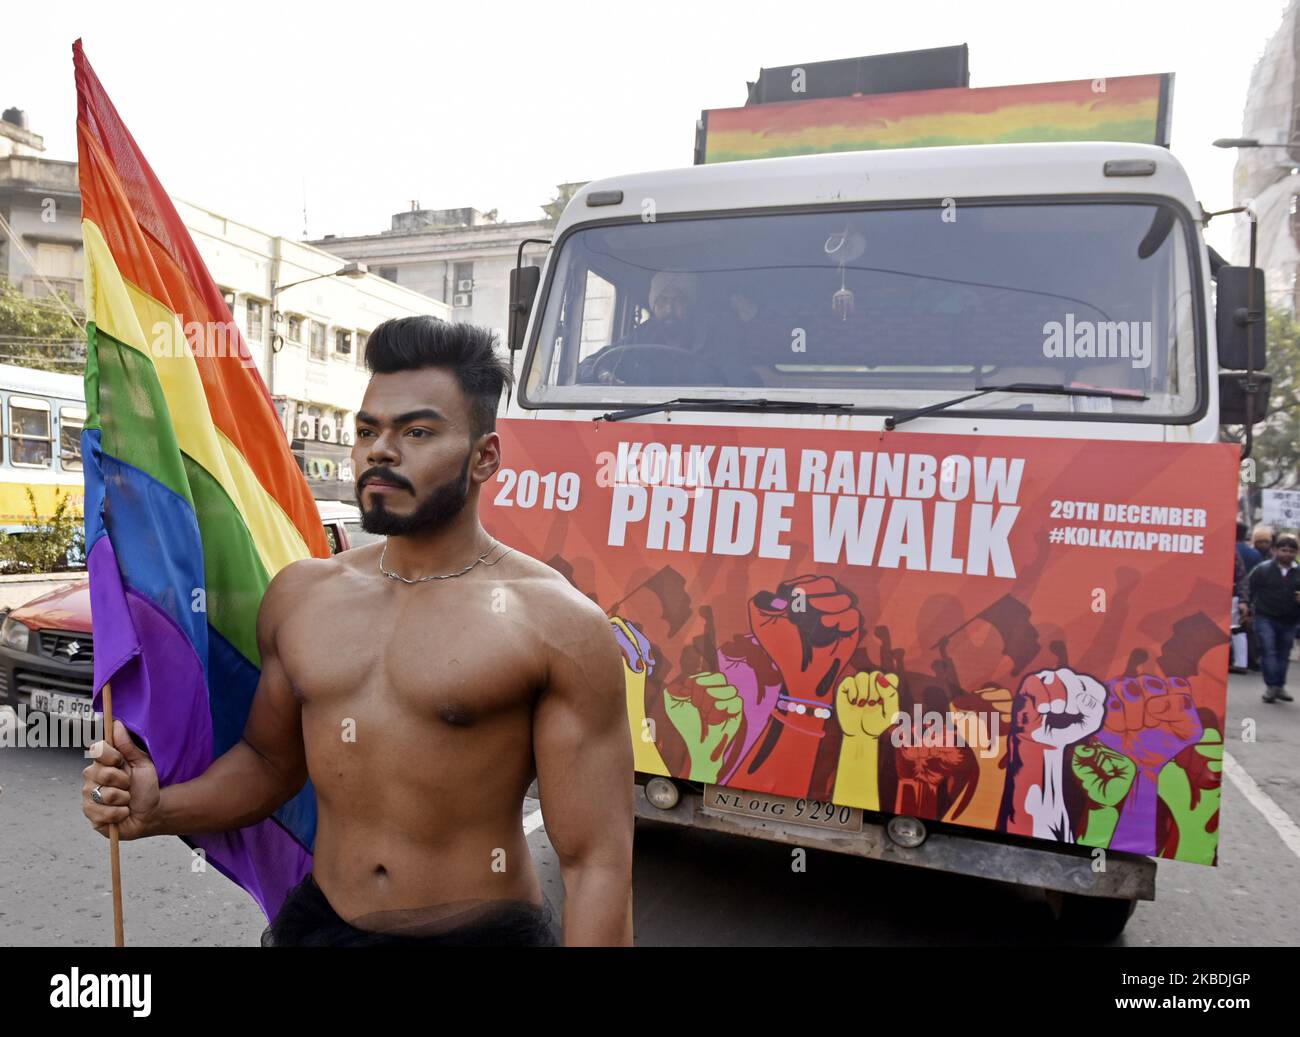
[
  {"xmin": 74, "ymin": 40, "xmax": 331, "ymax": 920},
  {"xmin": 700, "ymin": 74, "xmax": 1171, "ymax": 163}
]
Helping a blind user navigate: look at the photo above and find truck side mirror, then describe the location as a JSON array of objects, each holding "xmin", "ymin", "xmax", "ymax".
[
  {"xmin": 1215, "ymin": 266, "xmax": 1266, "ymax": 370},
  {"xmin": 509, "ymin": 265, "xmax": 541, "ymax": 352},
  {"xmin": 1218, "ymin": 371, "xmax": 1271, "ymax": 425}
]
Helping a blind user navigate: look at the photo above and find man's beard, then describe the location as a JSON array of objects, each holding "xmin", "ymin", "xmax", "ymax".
[{"xmin": 356, "ymin": 448, "xmax": 473, "ymax": 536}]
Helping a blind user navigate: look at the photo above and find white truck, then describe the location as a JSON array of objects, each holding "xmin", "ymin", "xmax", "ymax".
[{"xmin": 495, "ymin": 136, "xmax": 1265, "ymax": 940}]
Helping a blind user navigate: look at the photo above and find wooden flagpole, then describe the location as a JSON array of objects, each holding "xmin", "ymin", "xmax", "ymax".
[{"xmin": 101, "ymin": 679, "xmax": 124, "ymax": 946}]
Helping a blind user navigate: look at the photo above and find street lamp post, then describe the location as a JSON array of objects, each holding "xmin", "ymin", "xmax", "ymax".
[
  {"xmin": 265, "ymin": 260, "xmax": 368, "ymax": 396},
  {"xmin": 1212, "ymin": 137, "xmax": 1300, "ymax": 152}
]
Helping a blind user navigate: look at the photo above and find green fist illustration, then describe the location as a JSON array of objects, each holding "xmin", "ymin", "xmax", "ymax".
[
  {"xmin": 664, "ymin": 672, "xmax": 744, "ymax": 784},
  {"xmin": 1072, "ymin": 742, "xmax": 1137, "ymax": 846}
]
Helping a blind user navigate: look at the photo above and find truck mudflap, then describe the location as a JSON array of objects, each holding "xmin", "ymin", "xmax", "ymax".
[{"xmin": 634, "ymin": 783, "xmax": 1156, "ymax": 902}]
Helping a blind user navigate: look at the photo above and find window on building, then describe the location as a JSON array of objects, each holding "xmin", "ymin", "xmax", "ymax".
[
  {"xmin": 378, "ymin": 266, "xmax": 398, "ymax": 283},
  {"xmin": 335, "ymin": 330, "xmax": 352, "ymax": 356},
  {"xmin": 246, "ymin": 299, "xmax": 265, "ymax": 342},
  {"xmin": 221, "ymin": 289, "xmax": 236, "ymax": 320},
  {"xmin": 59, "ymin": 406, "xmax": 86, "ymax": 472},
  {"xmin": 454, "ymin": 261, "xmax": 474, "ymax": 306},
  {"xmin": 28, "ymin": 243, "xmax": 83, "ymax": 305},
  {"xmin": 287, "ymin": 315, "xmax": 303, "ymax": 343},
  {"xmin": 35, "ymin": 243, "xmax": 75, "ymax": 278},
  {"xmin": 9, "ymin": 397, "xmax": 52, "ymax": 468},
  {"xmin": 310, "ymin": 321, "xmax": 326, "ymax": 360},
  {"xmin": 579, "ymin": 271, "xmax": 617, "ymax": 361},
  {"xmin": 357, "ymin": 332, "xmax": 369, "ymax": 367}
]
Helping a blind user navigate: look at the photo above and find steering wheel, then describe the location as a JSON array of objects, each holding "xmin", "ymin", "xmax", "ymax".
[{"xmin": 588, "ymin": 343, "xmax": 726, "ymax": 386}]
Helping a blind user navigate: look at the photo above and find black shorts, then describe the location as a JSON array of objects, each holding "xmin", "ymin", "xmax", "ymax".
[{"xmin": 263, "ymin": 873, "xmax": 560, "ymax": 947}]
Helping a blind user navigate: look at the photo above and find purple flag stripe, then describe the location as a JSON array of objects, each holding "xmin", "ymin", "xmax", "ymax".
[{"xmin": 86, "ymin": 534, "xmax": 312, "ymax": 920}]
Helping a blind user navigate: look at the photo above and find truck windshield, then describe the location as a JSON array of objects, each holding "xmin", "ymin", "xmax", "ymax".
[{"xmin": 522, "ymin": 201, "xmax": 1199, "ymax": 419}]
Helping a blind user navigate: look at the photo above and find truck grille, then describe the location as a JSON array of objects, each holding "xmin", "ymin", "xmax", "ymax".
[{"xmin": 37, "ymin": 631, "xmax": 93, "ymax": 665}]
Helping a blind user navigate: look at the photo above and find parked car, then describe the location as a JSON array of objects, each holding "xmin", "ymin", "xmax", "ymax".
[
  {"xmin": 0, "ymin": 500, "xmax": 364, "ymax": 721},
  {"xmin": 318, "ymin": 498, "xmax": 382, "ymax": 553}
]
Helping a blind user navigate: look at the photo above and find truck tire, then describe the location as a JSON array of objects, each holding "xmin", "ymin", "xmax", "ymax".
[{"xmin": 1045, "ymin": 891, "xmax": 1137, "ymax": 941}]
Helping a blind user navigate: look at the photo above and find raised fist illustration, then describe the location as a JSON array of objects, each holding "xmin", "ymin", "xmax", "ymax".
[
  {"xmin": 1096, "ymin": 674, "xmax": 1204, "ymax": 855},
  {"xmin": 664, "ymin": 672, "xmax": 744, "ymax": 784},
  {"xmin": 1098, "ymin": 674, "xmax": 1203, "ymax": 775},
  {"xmin": 749, "ymin": 576, "xmax": 862, "ymax": 701},
  {"xmin": 1009, "ymin": 667, "xmax": 1106, "ymax": 750},
  {"xmin": 1071, "ymin": 742, "xmax": 1137, "ymax": 807},
  {"xmin": 895, "ymin": 743, "xmax": 967, "ymax": 818},
  {"xmin": 835, "ymin": 670, "xmax": 901, "ymax": 740}
]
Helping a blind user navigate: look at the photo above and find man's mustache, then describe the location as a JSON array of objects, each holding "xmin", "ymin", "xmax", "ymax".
[{"xmin": 358, "ymin": 467, "xmax": 414, "ymax": 493}]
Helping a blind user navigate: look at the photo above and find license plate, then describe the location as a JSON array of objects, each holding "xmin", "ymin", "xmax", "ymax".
[
  {"xmin": 703, "ymin": 786, "xmax": 863, "ymax": 832},
  {"xmin": 30, "ymin": 691, "xmax": 97, "ymax": 719}
]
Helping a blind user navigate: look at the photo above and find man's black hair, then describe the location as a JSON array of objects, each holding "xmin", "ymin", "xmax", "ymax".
[
  {"xmin": 1237, "ymin": 520, "xmax": 1249, "ymax": 542},
  {"xmin": 1277, "ymin": 534, "xmax": 1299, "ymax": 550},
  {"xmin": 364, "ymin": 317, "xmax": 513, "ymax": 439}
]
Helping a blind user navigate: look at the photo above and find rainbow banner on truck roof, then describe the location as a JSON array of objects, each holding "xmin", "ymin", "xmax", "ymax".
[
  {"xmin": 74, "ymin": 40, "xmax": 331, "ymax": 919},
  {"xmin": 698, "ymin": 73, "xmax": 1172, "ymax": 163}
]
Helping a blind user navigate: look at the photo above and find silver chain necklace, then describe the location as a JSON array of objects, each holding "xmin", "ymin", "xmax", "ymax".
[{"xmin": 379, "ymin": 539, "xmax": 507, "ymax": 583}]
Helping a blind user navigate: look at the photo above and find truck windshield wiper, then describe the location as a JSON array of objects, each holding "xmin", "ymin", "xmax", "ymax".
[
  {"xmin": 597, "ymin": 397, "xmax": 854, "ymax": 423},
  {"xmin": 883, "ymin": 383, "xmax": 1149, "ymax": 431}
]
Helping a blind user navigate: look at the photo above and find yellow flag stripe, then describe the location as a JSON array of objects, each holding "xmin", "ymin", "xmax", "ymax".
[{"xmin": 83, "ymin": 218, "xmax": 311, "ymax": 574}]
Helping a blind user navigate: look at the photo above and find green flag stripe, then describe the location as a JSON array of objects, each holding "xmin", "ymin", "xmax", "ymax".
[{"xmin": 90, "ymin": 324, "xmax": 269, "ymax": 664}]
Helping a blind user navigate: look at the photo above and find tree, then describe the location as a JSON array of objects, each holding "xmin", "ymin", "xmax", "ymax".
[
  {"xmin": 0, "ymin": 277, "xmax": 84, "ymax": 372},
  {"xmin": 0, "ymin": 487, "xmax": 85, "ymax": 574},
  {"xmin": 1221, "ymin": 305, "xmax": 1300, "ymax": 491}
]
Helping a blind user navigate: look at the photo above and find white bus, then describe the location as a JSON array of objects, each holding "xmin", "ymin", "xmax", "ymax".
[{"xmin": 0, "ymin": 363, "xmax": 86, "ymax": 534}]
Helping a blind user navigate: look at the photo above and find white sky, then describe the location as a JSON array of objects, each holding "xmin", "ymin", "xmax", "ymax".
[{"xmin": 5, "ymin": 0, "xmax": 1289, "ymax": 256}]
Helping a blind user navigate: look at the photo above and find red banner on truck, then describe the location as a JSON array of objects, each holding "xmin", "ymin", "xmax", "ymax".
[{"xmin": 483, "ymin": 419, "xmax": 1238, "ymax": 865}]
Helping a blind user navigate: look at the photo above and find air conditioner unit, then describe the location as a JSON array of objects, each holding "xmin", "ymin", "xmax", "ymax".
[
  {"xmin": 297, "ymin": 417, "xmax": 317, "ymax": 441},
  {"xmin": 318, "ymin": 418, "xmax": 336, "ymax": 442},
  {"xmin": 453, "ymin": 292, "xmax": 472, "ymax": 307},
  {"xmin": 340, "ymin": 429, "xmax": 353, "ymax": 446},
  {"xmin": 456, "ymin": 278, "xmax": 474, "ymax": 292}
]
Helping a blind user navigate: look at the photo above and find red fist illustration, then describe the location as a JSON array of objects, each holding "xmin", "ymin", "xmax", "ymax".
[
  {"xmin": 749, "ymin": 576, "xmax": 862, "ymax": 700},
  {"xmin": 896, "ymin": 744, "xmax": 967, "ymax": 818}
]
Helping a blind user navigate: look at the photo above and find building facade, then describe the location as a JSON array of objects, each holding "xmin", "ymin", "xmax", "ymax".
[
  {"xmin": 0, "ymin": 110, "xmax": 83, "ymax": 310},
  {"xmin": 0, "ymin": 108, "xmax": 449, "ymax": 502},
  {"xmin": 1232, "ymin": 0, "xmax": 1300, "ymax": 312},
  {"xmin": 176, "ymin": 200, "xmax": 450, "ymax": 500},
  {"xmin": 309, "ymin": 183, "xmax": 584, "ymax": 340}
]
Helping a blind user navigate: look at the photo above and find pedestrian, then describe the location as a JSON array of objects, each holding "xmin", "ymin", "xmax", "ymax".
[
  {"xmin": 1246, "ymin": 532, "xmax": 1300, "ymax": 703},
  {"xmin": 1237, "ymin": 520, "xmax": 1262, "ymax": 571},
  {"xmin": 83, "ymin": 318, "xmax": 635, "ymax": 946},
  {"xmin": 1238, "ymin": 522, "xmax": 1266, "ymax": 672},
  {"xmin": 1231, "ymin": 547, "xmax": 1250, "ymax": 673},
  {"xmin": 1252, "ymin": 524, "xmax": 1276, "ymax": 562}
]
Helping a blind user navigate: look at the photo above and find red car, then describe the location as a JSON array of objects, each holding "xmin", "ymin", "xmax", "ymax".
[{"xmin": 0, "ymin": 501, "xmax": 374, "ymax": 722}]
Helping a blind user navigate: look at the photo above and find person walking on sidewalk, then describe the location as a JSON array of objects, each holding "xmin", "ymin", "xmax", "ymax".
[{"xmin": 1247, "ymin": 533, "xmax": 1300, "ymax": 703}]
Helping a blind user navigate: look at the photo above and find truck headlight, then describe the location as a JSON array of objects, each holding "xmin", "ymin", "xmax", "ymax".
[
  {"xmin": 1, "ymin": 617, "xmax": 29, "ymax": 651},
  {"xmin": 887, "ymin": 816, "xmax": 927, "ymax": 848},
  {"xmin": 645, "ymin": 777, "xmax": 680, "ymax": 809}
]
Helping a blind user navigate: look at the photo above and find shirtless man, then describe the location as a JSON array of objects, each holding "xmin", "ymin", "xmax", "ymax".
[{"xmin": 82, "ymin": 317, "xmax": 634, "ymax": 946}]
